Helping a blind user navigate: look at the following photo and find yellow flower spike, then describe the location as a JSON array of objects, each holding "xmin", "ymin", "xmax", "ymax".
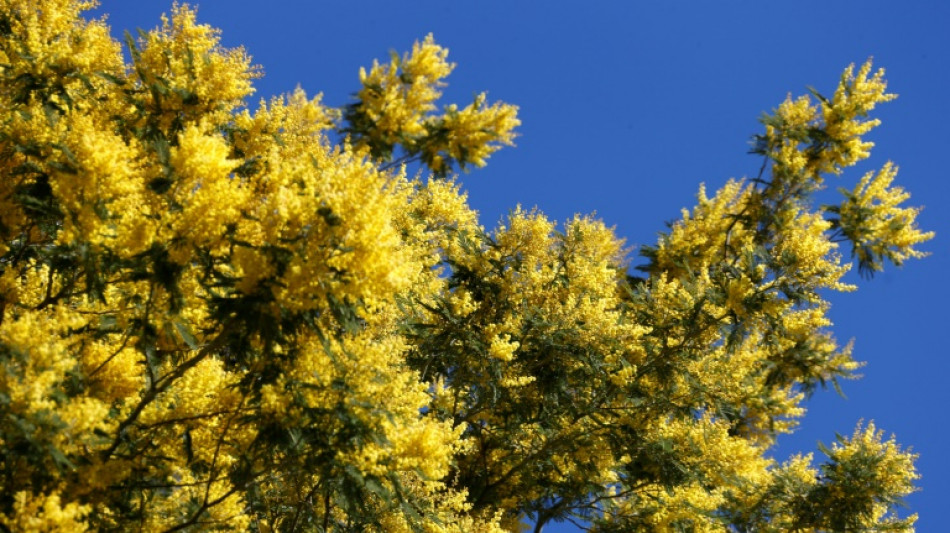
[
  {"xmin": 346, "ymin": 35, "xmax": 518, "ymax": 176},
  {"xmin": 823, "ymin": 59, "xmax": 896, "ymax": 171},
  {"xmin": 835, "ymin": 162, "xmax": 934, "ymax": 275},
  {"xmin": 758, "ymin": 60, "xmax": 896, "ymax": 190},
  {"xmin": 134, "ymin": 3, "xmax": 259, "ymax": 124},
  {"xmin": 354, "ymin": 34, "xmax": 454, "ymax": 149},
  {"xmin": 488, "ymin": 333, "xmax": 520, "ymax": 362},
  {"xmin": 435, "ymin": 93, "xmax": 521, "ymax": 169}
]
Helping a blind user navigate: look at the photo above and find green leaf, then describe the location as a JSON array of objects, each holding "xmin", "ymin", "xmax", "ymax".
[
  {"xmin": 173, "ymin": 320, "xmax": 199, "ymax": 350},
  {"xmin": 48, "ymin": 445, "xmax": 75, "ymax": 471}
]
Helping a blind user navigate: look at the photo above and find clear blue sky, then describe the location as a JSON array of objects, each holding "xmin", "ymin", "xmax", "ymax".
[{"xmin": 93, "ymin": 2, "xmax": 950, "ymax": 530}]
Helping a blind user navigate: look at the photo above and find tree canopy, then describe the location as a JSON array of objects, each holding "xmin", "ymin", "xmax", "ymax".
[{"xmin": 0, "ymin": 1, "xmax": 932, "ymax": 531}]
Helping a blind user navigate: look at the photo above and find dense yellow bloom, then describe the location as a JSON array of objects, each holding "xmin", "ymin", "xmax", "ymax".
[
  {"xmin": 768, "ymin": 95, "xmax": 822, "ymax": 177},
  {"xmin": 356, "ymin": 34, "xmax": 454, "ymax": 145},
  {"xmin": 131, "ymin": 3, "xmax": 259, "ymax": 125},
  {"xmin": 2, "ymin": 491, "xmax": 91, "ymax": 533},
  {"xmin": 824, "ymin": 61, "xmax": 897, "ymax": 170},
  {"xmin": 773, "ymin": 207, "xmax": 853, "ymax": 293},
  {"xmin": 427, "ymin": 93, "xmax": 520, "ymax": 171},
  {"xmin": 167, "ymin": 122, "xmax": 247, "ymax": 259},
  {"xmin": 835, "ymin": 162, "xmax": 934, "ymax": 274},
  {"xmin": 347, "ymin": 34, "xmax": 519, "ymax": 175},
  {"xmin": 761, "ymin": 59, "xmax": 895, "ymax": 190},
  {"xmin": 0, "ymin": 1, "xmax": 925, "ymax": 531},
  {"xmin": 653, "ymin": 179, "xmax": 755, "ymax": 277},
  {"xmin": 488, "ymin": 333, "xmax": 520, "ymax": 361},
  {"xmin": 826, "ymin": 423, "xmax": 920, "ymax": 517},
  {"xmin": 0, "ymin": 0, "xmax": 122, "ymax": 82}
]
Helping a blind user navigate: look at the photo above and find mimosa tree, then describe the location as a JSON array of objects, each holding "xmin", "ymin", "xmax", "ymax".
[{"xmin": 0, "ymin": 1, "xmax": 929, "ymax": 531}]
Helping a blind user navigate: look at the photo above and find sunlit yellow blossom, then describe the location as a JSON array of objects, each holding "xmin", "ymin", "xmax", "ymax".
[
  {"xmin": 0, "ymin": 2, "xmax": 925, "ymax": 531},
  {"xmin": 834, "ymin": 162, "xmax": 934, "ymax": 274},
  {"xmin": 427, "ymin": 93, "xmax": 520, "ymax": 169},
  {"xmin": 355, "ymin": 34, "xmax": 453, "ymax": 147},
  {"xmin": 823, "ymin": 60, "xmax": 897, "ymax": 170},
  {"xmin": 2, "ymin": 491, "xmax": 91, "ymax": 532},
  {"xmin": 488, "ymin": 333, "xmax": 520, "ymax": 361},
  {"xmin": 132, "ymin": 3, "xmax": 259, "ymax": 126}
]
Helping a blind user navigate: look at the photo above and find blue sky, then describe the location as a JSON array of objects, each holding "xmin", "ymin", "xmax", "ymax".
[{"xmin": 93, "ymin": 2, "xmax": 950, "ymax": 530}]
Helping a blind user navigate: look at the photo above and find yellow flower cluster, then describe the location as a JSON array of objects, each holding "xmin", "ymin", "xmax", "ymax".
[
  {"xmin": 0, "ymin": 3, "xmax": 502, "ymax": 530},
  {"xmin": 653, "ymin": 179, "xmax": 756, "ymax": 277},
  {"xmin": 488, "ymin": 333, "xmax": 520, "ymax": 361},
  {"xmin": 349, "ymin": 34, "xmax": 519, "ymax": 175},
  {"xmin": 746, "ymin": 423, "xmax": 920, "ymax": 531},
  {"xmin": 604, "ymin": 416, "xmax": 772, "ymax": 530},
  {"xmin": 426, "ymin": 93, "xmax": 520, "ymax": 172},
  {"xmin": 772, "ymin": 207, "xmax": 853, "ymax": 293},
  {"xmin": 824, "ymin": 61, "xmax": 897, "ymax": 170},
  {"xmin": 0, "ymin": 1, "xmax": 926, "ymax": 531},
  {"xmin": 836, "ymin": 162, "xmax": 934, "ymax": 274},
  {"xmin": 357, "ymin": 34, "xmax": 454, "ymax": 146},
  {"xmin": 131, "ymin": 4, "xmax": 259, "ymax": 125},
  {"xmin": 0, "ymin": 0, "xmax": 122, "ymax": 85},
  {"xmin": 762, "ymin": 59, "xmax": 896, "ymax": 191},
  {"xmin": 768, "ymin": 95, "xmax": 823, "ymax": 177},
  {"xmin": 826, "ymin": 422, "xmax": 920, "ymax": 519},
  {"xmin": 1, "ymin": 491, "xmax": 91, "ymax": 532}
]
